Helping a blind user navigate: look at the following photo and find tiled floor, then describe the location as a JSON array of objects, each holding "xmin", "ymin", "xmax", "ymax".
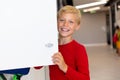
[{"xmin": 86, "ymin": 45, "xmax": 120, "ymax": 80}]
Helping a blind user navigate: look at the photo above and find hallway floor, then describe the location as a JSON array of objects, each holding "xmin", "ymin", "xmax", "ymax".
[{"xmin": 86, "ymin": 45, "xmax": 120, "ymax": 80}]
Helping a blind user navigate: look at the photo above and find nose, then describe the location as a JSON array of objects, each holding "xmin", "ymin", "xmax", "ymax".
[{"xmin": 63, "ymin": 21, "xmax": 68, "ymax": 27}]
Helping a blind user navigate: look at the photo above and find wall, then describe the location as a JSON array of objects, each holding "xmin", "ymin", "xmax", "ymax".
[
  {"xmin": 73, "ymin": 11, "xmax": 107, "ymax": 46},
  {"xmin": 116, "ymin": 9, "xmax": 120, "ymax": 26}
]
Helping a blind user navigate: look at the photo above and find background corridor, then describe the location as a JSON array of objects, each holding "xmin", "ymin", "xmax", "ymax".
[{"xmin": 86, "ymin": 45, "xmax": 120, "ymax": 80}]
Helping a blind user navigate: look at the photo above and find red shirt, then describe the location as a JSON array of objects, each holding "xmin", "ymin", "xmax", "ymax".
[{"xmin": 49, "ymin": 40, "xmax": 90, "ymax": 80}]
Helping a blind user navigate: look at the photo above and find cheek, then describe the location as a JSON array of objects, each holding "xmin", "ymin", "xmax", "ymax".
[
  {"xmin": 57, "ymin": 23, "xmax": 59, "ymax": 28},
  {"xmin": 57, "ymin": 24, "xmax": 60, "ymax": 31},
  {"xmin": 71, "ymin": 25, "xmax": 78, "ymax": 31},
  {"xmin": 57, "ymin": 22, "xmax": 63, "ymax": 29}
]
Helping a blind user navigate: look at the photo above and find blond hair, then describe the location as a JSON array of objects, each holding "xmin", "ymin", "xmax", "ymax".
[{"xmin": 57, "ymin": 5, "xmax": 81, "ymax": 25}]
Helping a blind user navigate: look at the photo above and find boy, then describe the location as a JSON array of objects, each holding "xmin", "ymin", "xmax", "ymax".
[{"xmin": 49, "ymin": 5, "xmax": 90, "ymax": 80}]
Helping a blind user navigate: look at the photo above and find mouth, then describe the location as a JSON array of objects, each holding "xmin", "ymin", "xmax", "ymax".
[{"xmin": 60, "ymin": 28, "xmax": 70, "ymax": 32}]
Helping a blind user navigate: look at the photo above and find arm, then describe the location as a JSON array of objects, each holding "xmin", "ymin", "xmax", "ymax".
[{"xmin": 65, "ymin": 47, "xmax": 90, "ymax": 80}]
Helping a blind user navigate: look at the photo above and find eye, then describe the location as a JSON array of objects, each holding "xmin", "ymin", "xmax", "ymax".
[
  {"xmin": 69, "ymin": 20, "xmax": 74, "ymax": 24},
  {"xmin": 59, "ymin": 19, "xmax": 65, "ymax": 22}
]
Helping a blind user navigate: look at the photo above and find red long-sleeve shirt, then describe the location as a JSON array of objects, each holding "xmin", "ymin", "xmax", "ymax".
[{"xmin": 49, "ymin": 40, "xmax": 90, "ymax": 80}]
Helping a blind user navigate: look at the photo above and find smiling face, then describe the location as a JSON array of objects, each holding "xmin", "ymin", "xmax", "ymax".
[
  {"xmin": 57, "ymin": 12, "xmax": 80, "ymax": 39},
  {"xmin": 57, "ymin": 5, "xmax": 81, "ymax": 44}
]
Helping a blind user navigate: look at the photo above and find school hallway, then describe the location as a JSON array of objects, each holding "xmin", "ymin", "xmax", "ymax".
[{"xmin": 86, "ymin": 45, "xmax": 120, "ymax": 80}]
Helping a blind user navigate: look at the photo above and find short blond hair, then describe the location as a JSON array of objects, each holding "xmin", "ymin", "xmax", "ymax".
[{"xmin": 57, "ymin": 5, "xmax": 81, "ymax": 25}]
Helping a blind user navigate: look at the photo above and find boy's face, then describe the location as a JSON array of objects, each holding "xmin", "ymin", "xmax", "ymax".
[{"xmin": 57, "ymin": 13, "xmax": 80, "ymax": 38}]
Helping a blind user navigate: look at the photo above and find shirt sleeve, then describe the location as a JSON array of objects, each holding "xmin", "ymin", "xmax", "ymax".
[{"xmin": 65, "ymin": 46, "xmax": 90, "ymax": 80}]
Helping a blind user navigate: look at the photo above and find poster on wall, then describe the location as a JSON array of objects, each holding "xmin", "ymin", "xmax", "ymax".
[{"xmin": 0, "ymin": 0, "xmax": 58, "ymax": 70}]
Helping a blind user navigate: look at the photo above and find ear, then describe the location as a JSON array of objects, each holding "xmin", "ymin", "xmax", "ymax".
[{"xmin": 75, "ymin": 24, "xmax": 80, "ymax": 31}]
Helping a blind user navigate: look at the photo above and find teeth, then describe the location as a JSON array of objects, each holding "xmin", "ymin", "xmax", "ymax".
[{"xmin": 61, "ymin": 28, "xmax": 69, "ymax": 32}]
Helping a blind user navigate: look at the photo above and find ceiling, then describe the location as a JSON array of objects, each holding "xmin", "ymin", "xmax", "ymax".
[
  {"xmin": 73, "ymin": 0, "xmax": 103, "ymax": 6},
  {"xmin": 72, "ymin": 0, "xmax": 109, "ymax": 12}
]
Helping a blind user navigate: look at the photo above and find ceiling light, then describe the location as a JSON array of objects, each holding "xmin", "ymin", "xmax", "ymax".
[
  {"xmin": 75, "ymin": 1, "xmax": 107, "ymax": 9},
  {"xmin": 118, "ymin": 5, "xmax": 120, "ymax": 9},
  {"xmin": 83, "ymin": 7, "xmax": 101, "ymax": 12}
]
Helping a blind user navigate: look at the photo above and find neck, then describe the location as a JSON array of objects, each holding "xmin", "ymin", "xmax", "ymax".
[{"xmin": 58, "ymin": 36, "xmax": 73, "ymax": 45}]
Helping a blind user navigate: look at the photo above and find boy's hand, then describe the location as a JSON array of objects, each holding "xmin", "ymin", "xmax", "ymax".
[{"xmin": 52, "ymin": 52, "xmax": 68, "ymax": 73}]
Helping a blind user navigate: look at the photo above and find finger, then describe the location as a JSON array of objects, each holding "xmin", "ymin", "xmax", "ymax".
[
  {"xmin": 52, "ymin": 53, "xmax": 61, "ymax": 59},
  {"xmin": 52, "ymin": 57, "xmax": 60, "ymax": 65}
]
